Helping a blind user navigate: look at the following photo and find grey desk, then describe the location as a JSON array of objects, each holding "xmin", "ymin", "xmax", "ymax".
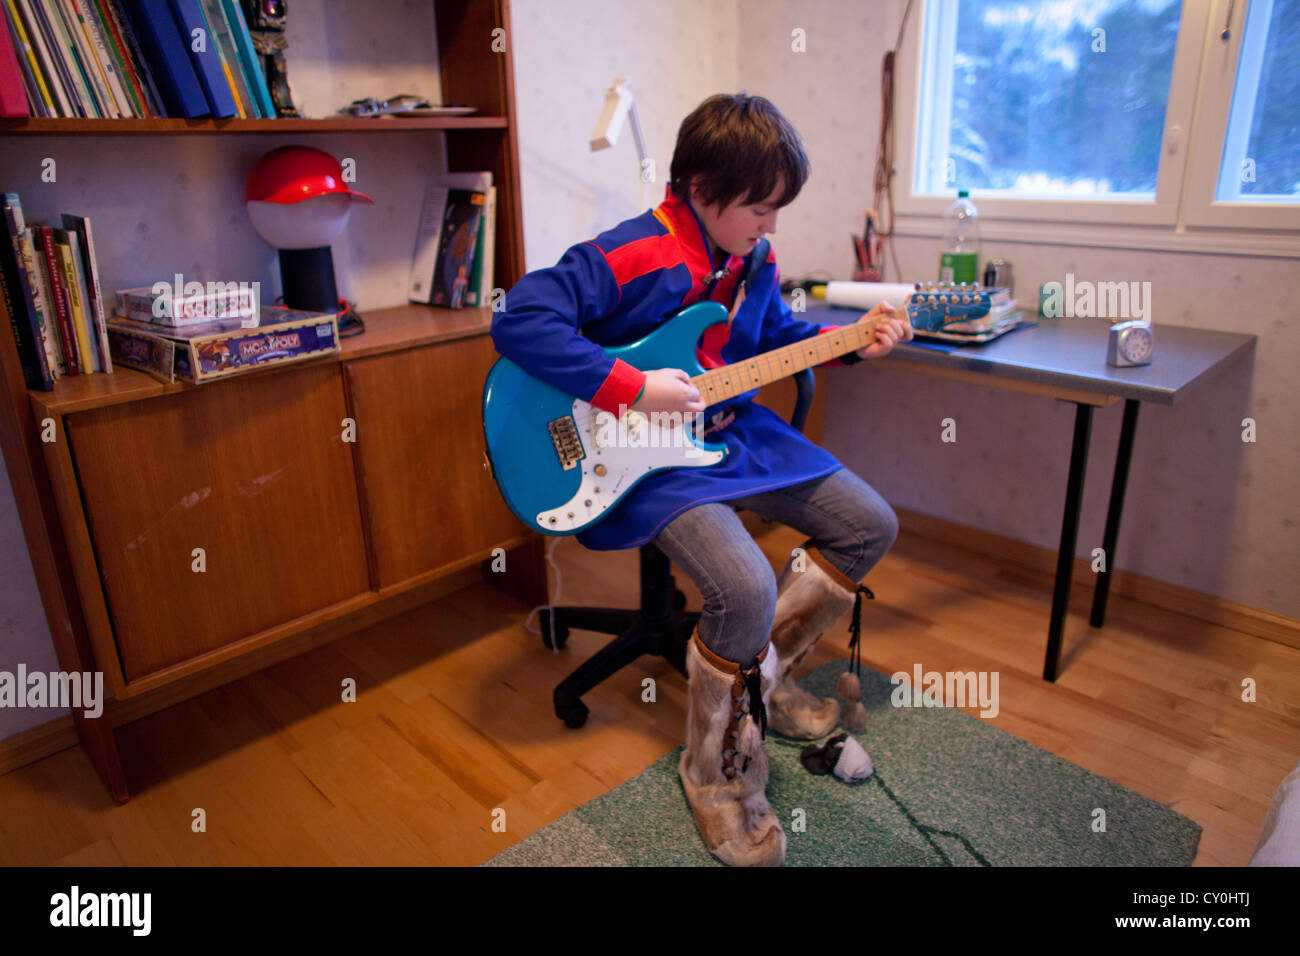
[{"xmin": 807, "ymin": 304, "xmax": 1257, "ymax": 680}]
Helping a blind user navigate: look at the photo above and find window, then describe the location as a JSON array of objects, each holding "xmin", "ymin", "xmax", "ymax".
[
  {"xmin": 914, "ymin": 0, "xmax": 1183, "ymax": 200},
  {"xmin": 894, "ymin": 0, "xmax": 1300, "ymax": 246},
  {"xmin": 1216, "ymin": 0, "xmax": 1299, "ymax": 203}
]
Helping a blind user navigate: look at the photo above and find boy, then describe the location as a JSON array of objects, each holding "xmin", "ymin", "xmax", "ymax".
[{"xmin": 491, "ymin": 93, "xmax": 911, "ymax": 866}]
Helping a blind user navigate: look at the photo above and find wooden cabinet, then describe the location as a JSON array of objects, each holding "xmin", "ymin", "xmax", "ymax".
[
  {"xmin": 66, "ymin": 362, "xmax": 370, "ymax": 681},
  {"xmin": 346, "ymin": 334, "xmax": 524, "ymax": 589},
  {"xmin": 25, "ymin": 314, "xmax": 544, "ymax": 794}
]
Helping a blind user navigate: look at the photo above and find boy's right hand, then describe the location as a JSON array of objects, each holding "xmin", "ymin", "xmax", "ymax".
[{"xmin": 633, "ymin": 368, "xmax": 706, "ymax": 414}]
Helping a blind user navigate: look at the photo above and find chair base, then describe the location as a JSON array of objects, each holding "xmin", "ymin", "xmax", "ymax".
[{"xmin": 540, "ymin": 544, "xmax": 698, "ymax": 728}]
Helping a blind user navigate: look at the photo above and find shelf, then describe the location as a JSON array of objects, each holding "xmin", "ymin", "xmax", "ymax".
[
  {"xmin": 339, "ymin": 303, "xmax": 494, "ymax": 360},
  {"xmin": 0, "ymin": 116, "xmax": 509, "ymax": 135},
  {"xmin": 28, "ymin": 303, "xmax": 495, "ymax": 417}
]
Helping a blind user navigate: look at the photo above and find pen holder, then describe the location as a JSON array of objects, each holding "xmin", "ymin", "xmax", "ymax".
[{"xmin": 852, "ymin": 267, "xmax": 882, "ymax": 282}]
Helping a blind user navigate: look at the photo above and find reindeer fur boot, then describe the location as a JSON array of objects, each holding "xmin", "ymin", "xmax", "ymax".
[
  {"xmin": 678, "ymin": 630, "xmax": 785, "ymax": 867},
  {"xmin": 766, "ymin": 545, "xmax": 859, "ymax": 739}
]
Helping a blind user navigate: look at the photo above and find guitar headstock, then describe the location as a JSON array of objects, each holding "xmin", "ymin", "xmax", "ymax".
[{"xmin": 905, "ymin": 282, "xmax": 1013, "ymax": 332}]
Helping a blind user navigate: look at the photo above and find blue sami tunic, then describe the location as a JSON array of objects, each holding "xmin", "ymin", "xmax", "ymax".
[{"xmin": 490, "ymin": 187, "xmax": 855, "ymax": 551}]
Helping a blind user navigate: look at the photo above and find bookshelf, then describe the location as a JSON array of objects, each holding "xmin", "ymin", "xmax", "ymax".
[
  {"xmin": 0, "ymin": 116, "xmax": 511, "ymax": 133},
  {"xmin": 0, "ymin": 0, "xmax": 545, "ymax": 800}
]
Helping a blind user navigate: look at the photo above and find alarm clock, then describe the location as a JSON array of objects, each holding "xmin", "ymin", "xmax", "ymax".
[{"xmin": 1107, "ymin": 320, "xmax": 1154, "ymax": 367}]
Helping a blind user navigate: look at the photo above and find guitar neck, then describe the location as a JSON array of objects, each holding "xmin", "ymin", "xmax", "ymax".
[{"xmin": 689, "ymin": 310, "xmax": 889, "ymax": 406}]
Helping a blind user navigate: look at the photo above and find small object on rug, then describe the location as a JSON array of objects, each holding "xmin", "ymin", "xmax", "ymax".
[
  {"xmin": 832, "ymin": 735, "xmax": 874, "ymax": 783},
  {"xmin": 801, "ymin": 733, "xmax": 849, "ymax": 775}
]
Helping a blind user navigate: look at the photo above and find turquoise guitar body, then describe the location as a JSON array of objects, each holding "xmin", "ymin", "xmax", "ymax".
[{"xmin": 482, "ymin": 302, "xmax": 731, "ymax": 535}]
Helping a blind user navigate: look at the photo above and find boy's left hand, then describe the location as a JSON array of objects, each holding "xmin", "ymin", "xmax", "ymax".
[{"xmin": 854, "ymin": 301, "xmax": 913, "ymax": 360}]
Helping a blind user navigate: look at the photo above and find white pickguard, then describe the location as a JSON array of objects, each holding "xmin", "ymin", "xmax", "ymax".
[{"xmin": 536, "ymin": 399, "xmax": 727, "ymax": 532}]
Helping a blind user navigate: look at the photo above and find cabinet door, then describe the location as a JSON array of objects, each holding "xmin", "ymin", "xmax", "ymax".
[
  {"xmin": 345, "ymin": 334, "xmax": 525, "ymax": 588},
  {"xmin": 66, "ymin": 363, "xmax": 369, "ymax": 681}
]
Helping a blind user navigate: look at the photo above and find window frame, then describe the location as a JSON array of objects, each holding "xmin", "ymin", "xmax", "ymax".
[
  {"xmin": 1183, "ymin": 0, "xmax": 1300, "ymax": 228},
  {"xmin": 890, "ymin": 0, "xmax": 1300, "ymax": 257}
]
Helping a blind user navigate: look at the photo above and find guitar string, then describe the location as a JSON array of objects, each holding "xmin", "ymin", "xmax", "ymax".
[{"xmin": 691, "ymin": 316, "xmax": 879, "ymax": 399}]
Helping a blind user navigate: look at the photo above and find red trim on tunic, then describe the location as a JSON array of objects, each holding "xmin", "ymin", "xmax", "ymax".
[
  {"xmin": 601, "ymin": 233, "xmax": 684, "ymax": 286},
  {"xmin": 696, "ymin": 322, "xmax": 731, "ymax": 369},
  {"xmin": 656, "ymin": 193, "xmax": 714, "ymax": 303},
  {"xmin": 708, "ymin": 256, "xmax": 743, "ymax": 306},
  {"xmin": 590, "ymin": 358, "xmax": 646, "ymax": 413}
]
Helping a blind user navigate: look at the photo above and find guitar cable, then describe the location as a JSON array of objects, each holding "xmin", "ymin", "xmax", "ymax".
[{"xmin": 522, "ymin": 535, "xmax": 566, "ymax": 654}]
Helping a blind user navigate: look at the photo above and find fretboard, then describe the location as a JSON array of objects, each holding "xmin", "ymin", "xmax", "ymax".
[{"xmin": 690, "ymin": 313, "xmax": 884, "ymax": 405}]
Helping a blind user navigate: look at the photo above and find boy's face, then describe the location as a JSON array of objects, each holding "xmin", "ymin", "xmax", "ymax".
[{"xmin": 689, "ymin": 178, "xmax": 783, "ymax": 259}]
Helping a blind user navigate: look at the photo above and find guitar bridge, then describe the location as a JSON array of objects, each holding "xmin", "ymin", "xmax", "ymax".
[{"xmin": 548, "ymin": 415, "xmax": 585, "ymax": 471}]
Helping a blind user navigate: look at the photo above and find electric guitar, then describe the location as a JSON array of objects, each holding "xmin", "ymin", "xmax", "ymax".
[{"xmin": 482, "ymin": 285, "xmax": 1001, "ymax": 535}]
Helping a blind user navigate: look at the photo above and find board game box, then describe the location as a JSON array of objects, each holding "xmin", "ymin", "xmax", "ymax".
[{"xmin": 107, "ymin": 306, "xmax": 340, "ymax": 384}]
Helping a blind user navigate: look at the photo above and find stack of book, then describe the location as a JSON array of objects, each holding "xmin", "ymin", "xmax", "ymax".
[
  {"xmin": 0, "ymin": 0, "xmax": 278, "ymax": 119},
  {"xmin": 409, "ymin": 170, "xmax": 496, "ymax": 310},
  {"xmin": 0, "ymin": 191, "xmax": 111, "ymax": 389}
]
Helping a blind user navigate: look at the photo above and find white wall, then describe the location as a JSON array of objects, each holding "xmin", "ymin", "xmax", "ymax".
[
  {"xmin": 511, "ymin": 0, "xmax": 739, "ymax": 268},
  {"xmin": 0, "ymin": 460, "xmax": 62, "ymax": 737}
]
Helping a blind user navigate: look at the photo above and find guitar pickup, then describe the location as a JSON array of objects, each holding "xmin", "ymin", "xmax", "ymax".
[{"xmin": 548, "ymin": 415, "xmax": 585, "ymax": 471}]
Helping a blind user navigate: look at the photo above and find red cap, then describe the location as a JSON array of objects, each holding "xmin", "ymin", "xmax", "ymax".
[{"xmin": 245, "ymin": 146, "xmax": 374, "ymax": 205}]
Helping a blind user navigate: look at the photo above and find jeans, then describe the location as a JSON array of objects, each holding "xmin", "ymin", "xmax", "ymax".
[{"xmin": 653, "ymin": 467, "xmax": 899, "ymax": 666}]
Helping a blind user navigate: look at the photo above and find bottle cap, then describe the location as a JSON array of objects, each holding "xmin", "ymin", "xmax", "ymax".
[{"xmin": 958, "ymin": 189, "xmax": 969, "ymax": 198}]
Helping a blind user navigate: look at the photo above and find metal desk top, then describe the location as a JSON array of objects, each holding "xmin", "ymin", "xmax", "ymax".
[{"xmin": 806, "ymin": 304, "xmax": 1257, "ymax": 405}]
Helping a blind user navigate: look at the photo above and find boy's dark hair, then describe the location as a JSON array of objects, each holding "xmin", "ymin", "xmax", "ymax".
[{"xmin": 669, "ymin": 93, "xmax": 809, "ymax": 210}]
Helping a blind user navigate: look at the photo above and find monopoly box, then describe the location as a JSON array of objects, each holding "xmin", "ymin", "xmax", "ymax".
[{"xmin": 107, "ymin": 306, "xmax": 340, "ymax": 384}]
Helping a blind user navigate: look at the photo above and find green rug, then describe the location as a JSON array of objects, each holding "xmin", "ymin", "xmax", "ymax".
[{"xmin": 485, "ymin": 662, "xmax": 1202, "ymax": 866}]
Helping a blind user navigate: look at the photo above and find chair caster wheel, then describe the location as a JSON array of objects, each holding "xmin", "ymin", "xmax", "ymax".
[
  {"xmin": 555, "ymin": 698, "xmax": 588, "ymax": 729},
  {"xmin": 539, "ymin": 610, "xmax": 569, "ymax": 650},
  {"xmin": 673, "ymin": 589, "xmax": 687, "ymax": 611}
]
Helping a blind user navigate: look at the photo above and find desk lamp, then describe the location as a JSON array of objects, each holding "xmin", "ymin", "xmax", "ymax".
[
  {"xmin": 245, "ymin": 146, "xmax": 372, "ymax": 333},
  {"xmin": 590, "ymin": 76, "xmax": 653, "ymax": 210}
]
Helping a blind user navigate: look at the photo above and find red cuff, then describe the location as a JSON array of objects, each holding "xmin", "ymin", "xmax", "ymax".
[{"xmin": 590, "ymin": 358, "xmax": 647, "ymax": 413}]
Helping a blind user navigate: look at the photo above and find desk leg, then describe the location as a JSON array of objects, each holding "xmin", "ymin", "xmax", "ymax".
[
  {"xmin": 1044, "ymin": 403, "xmax": 1093, "ymax": 682},
  {"xmin": 1090, "ymin": 399, "xmax": 1140, "ymax": 628}
]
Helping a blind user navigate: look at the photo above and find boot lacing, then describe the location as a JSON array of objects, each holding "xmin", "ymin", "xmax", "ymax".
[
  {"xmin": 721, "ymin": 652, "xmax": 769, "ymax": 781},
  {"xmin": 847, "ymin": 584, "xmax": 874, "ymax": 678}
]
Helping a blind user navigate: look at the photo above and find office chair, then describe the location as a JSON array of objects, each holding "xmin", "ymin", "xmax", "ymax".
[{"xmin": 538, "ymin": 368, "xmax": 817, "ymax": 728}]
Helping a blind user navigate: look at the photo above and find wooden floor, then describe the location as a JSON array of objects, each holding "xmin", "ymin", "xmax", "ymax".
[{"xmin": 2, "ymin": 519, "xmax": 1296, "ymax": 866}]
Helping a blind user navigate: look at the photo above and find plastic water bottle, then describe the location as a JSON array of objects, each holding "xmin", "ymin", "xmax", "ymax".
[{"xmin": 939, "ymin": 190, "xmax": 980, "ymax": 284}]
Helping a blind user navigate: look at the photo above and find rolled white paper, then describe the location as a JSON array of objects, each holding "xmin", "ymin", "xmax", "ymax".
[{"xmin": 823, "ymin": 281, "xmax": 916, "ymax": 312}]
